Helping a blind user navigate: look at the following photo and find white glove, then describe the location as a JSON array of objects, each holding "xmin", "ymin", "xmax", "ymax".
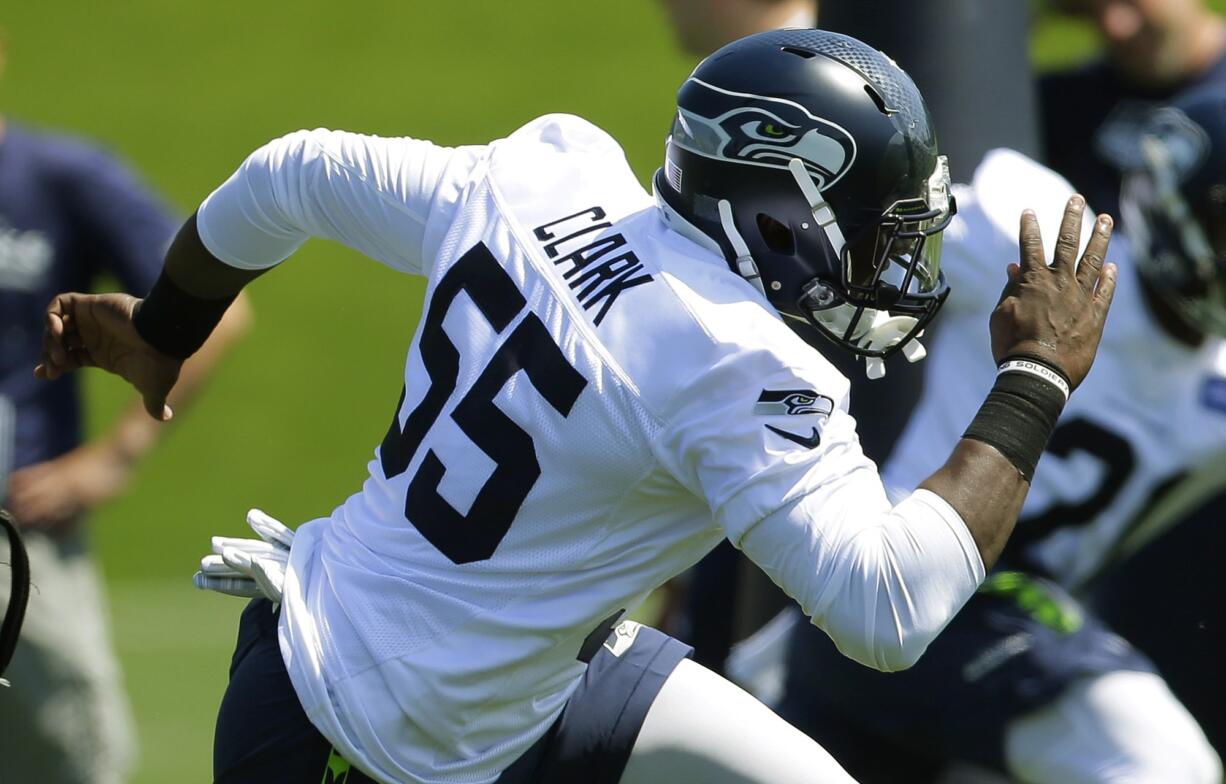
[{"xmin": 193, "ymin": 509, "xmax": 293, "ymax": 603}]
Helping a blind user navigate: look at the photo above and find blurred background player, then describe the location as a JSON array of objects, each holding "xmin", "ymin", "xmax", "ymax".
[
  {"xmin": 770, "ymin": 88, "xmax": 1226, "ymax": 784},
  {"xmin": 1041, "ymin": 0, "xmax": 1226, "ymax": 753},
  {"xmin": 1042, "ymin": 0, "xmax": 1226, "ymax": 219},
  {"xmin": 657, "ymin": 0, "xmax": 816, "ymax": 56},
  {"xmin": 0, "ymin": 29, "xmax": 252, "ymax": 783}
]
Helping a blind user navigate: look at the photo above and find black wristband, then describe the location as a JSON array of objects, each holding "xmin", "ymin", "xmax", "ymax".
[
  {"xmin": 999, "ymin": 353, "xmax": 1072, "ymax": 397},
  {"xmin": 133, "ymin": 271, "xmax": 236, "ymax": 360},
  {"xmin": 962, "ymin": 367, "xmax": 1066, "ymax": 481}
]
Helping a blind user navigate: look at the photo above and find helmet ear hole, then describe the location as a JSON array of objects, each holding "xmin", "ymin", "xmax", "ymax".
[
  {"xmin": 757, "ymin": 214, "xmax": 795, "ymax": 255},
  {"xmin": 864, "ymin": 84, "xmax": 890, "ymax": 115}
]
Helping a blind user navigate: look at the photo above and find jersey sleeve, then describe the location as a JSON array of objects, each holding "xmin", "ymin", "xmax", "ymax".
[
  {"xmin": 196, "ymin": 129, "xmax": 486, "ymax": 276},
  {"xmin": 59, "ymin": 146, "xmax": 178, "ymax": 296},
  {"xmin": 653, "ymin": 332, "xmax": 984, "ymax": 671},
  {"xmin": 651, "ymin": 335, "xmax": 856, "ymax": 540}
]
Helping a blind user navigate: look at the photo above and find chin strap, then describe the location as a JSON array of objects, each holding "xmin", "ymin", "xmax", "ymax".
[
  {"xmin": 808, "ymin": 303, "xmax": 928, "ymax": 379},
  {"xmin": 717, "ymin": 199, "xmax": 767, "ymax": 296},
  {"xmin": 785, "ymin": 158, "xmax": 929, "ymax": 378},
  {"xmin": 857, "ymin": 313, "xmax": 927, "ymax": 379},
  {"xmin": 788, "ymin": 158, "xmax": 847, "ymax": 257},
  {"xmin": 711, "ymin": 157, "xmax": 851, "ymax": 299}
]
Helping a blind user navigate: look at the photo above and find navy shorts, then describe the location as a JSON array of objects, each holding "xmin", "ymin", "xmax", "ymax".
[
  {"xmin": 213, "ymin": 599, "xmax": 691, "ymax": 783},
  {"xmin": 1090, "ymin": 487, "xmax": 1226, "ymax": 753},
  {"xmin": 775, "ymin": 571, "xmax": 1155, "ymax": 782}
]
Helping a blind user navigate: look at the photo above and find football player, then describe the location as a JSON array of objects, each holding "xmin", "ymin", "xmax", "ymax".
[
  {"xmin": 768, "ymin": 88, "xmax": 1226, "ymax": 784},
  {"xmin": 658, "ymin": 0, "xmax": 817, "ymax": 57},
  {"xmin": 34, "ymin": 31, "xmax": 1116, "ymax": 784}
]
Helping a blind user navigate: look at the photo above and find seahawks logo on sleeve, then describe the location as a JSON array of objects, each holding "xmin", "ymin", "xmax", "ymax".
[
  {"xmin": 754, "ymin": 388, "xmax": 834, "ymax": 417},
  {"xmin": 755, "ymin": 389, "xmax": 833, "ymax": 450},
  {"xmin": 670, "ymin": 79, "xmax": 857, "ymax": 188}
]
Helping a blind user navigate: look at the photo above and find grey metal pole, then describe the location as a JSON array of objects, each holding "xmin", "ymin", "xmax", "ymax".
[
  {"xmin": 0, "ymin": 396, "xmax": 12, "ymax": 503},
  {"xmin": 809, "ymin": 0, "xmax": 1041, "ymax": 465},
  {"xmin": 819, "ymin": 0, "xmax": 1039, "ymax": 182}
]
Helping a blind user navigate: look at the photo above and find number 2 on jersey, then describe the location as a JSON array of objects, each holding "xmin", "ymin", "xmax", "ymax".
[{"xmin": 379, "ymin": 243, "xmax": 587, "ymax": 564}]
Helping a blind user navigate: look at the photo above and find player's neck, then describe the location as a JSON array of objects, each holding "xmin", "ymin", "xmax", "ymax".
[
  {"xmin": 1137, "ymin": 269, "xmax": 1206, "ymax": 349},
  {"xmin": 1114, "ymin": 16, "xmax": 1226, "ymax": 91},
  {"xmin": 1185, "ymin": 16, "xmax": 1226, "ymax": 80}
]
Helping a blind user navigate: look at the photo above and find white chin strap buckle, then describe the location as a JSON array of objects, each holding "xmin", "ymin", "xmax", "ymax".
[
  {"xmin": 855, "ymin": 313, "xmax": 926, "ymax": 380},
  {"xmin": 809, "ymin": 302, "xmax": 929, "ymax": 380}
]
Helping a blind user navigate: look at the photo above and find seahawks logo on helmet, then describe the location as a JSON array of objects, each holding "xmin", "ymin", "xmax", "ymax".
[
  {"xmin": 672, "ymin": 78, "xmax": 858, "ymax": 189},
  {"xmin": 1096, "ymin": 102, "xmax": 1210, "ymax": 178}
]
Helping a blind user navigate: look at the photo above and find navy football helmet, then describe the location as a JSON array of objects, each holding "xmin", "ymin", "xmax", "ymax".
[
  {"xmin": 1108, "ymin": 87, "xmax": 1226, "ymax": 337},
  {"xmin": 653, "ymin": 29, "xmax": 954, "ymax": 376}
]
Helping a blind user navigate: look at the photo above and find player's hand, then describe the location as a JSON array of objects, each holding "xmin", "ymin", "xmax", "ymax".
[
  {"xmin": 194, "ymin": 509, "xmax": 294, "ymax": 602},
  {"xmin": 990, "ymin": 195, "xmax": 1117, "ymax": 391},
  {"xmin": 5, "ymin": 441, "xmax": 134, "ymax": 534},
  {"xmin": 35, "ymin": 292, "xmax": 182, "ymax": 421}
]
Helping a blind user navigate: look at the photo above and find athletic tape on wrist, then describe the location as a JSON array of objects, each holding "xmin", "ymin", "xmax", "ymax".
[
  {"xmin": 133, "ymin": 271, "xmax": 236, "ymax": 360},
  {"xmin": 997, "ymin": 357, "xmax": 1070, "ymax": 402},
  {"xmin": 963, "ymin": 367, "xmax": 1066, "ymax": 481}
]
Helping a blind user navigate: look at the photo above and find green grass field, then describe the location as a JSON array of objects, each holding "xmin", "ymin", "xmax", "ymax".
[{"xmin": 0, "ymin": 2, "xmax": 1212, "ymax": 780}]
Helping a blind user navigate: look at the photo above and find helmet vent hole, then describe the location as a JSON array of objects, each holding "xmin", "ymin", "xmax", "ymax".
[
  {"xmin": 780, "ymin": 46, "xmax": 817, "ymax": 59},
  {"xmin": 757, "ymin": 214, "xmax": 795, "ymax": 255},
  {"xmin": 864, "ymin": 84, "xmax": 892, "ymax": 115}
]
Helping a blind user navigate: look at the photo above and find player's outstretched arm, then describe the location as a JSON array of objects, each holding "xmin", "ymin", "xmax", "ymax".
[
  {"xmin": 921, "ymin": 195, "xmax": 1116, "ymax": 569},
  {"xmin": 733, "ymin": 196, "xmax": 1115, "ymax": 673},
  {"xmin": 35, "ymin": 215, "xmax": 261, "ymax": 419},
  {"xmin": 36, "ymin": 128, "xmax": 482, "ymax": 412}
]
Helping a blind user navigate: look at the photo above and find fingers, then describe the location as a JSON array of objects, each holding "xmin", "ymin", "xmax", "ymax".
[
  {"xmin": 38, "ymin": 293, "xmax": 87, "ymax": 380},
  {"xmin": 250, "ymin": 558, "xmax": 286, "ymax": 603},
  {"xmin": 1017, "ymin": 209, "xmax": 1045, "ymax": 273},
  {"xmin": 1094, "ymin": 263, "xmax": 1119, "ymax": 322},
  {"xmin": 45, "ymin": 311, "xmax": 68, "ymax": 367},
  {"xmin": 199, "ymin": 553, "xmax": 244, "ymax": 576},
  {"xmin": 1076, "ymin": 213, "xmax": 1114, "ymax": 291},
  {"xmin": 247, "ymin": 508, "xmax": 294, "ymax": 549},
  {"xmin": 995, "ymin": 262, "xmax": 1022, "ymax": 307},
  {"xmin": 211, "ymin": 536, "xmax": 283, "ymax": 555},
  {"xmin": 193, "ymin": 571, "xmax": 264, "ymax": 598},
  {"xmin": 1051, "ymin": 195, "xmax": 1087, "ymax": 274},
  {"xmin": 41, "ymin": 313, "xmax": 70, "ymax": 378},
  {"xmin": 206, "ymin": 535, "xmax": 289, "ymax": 602},
  {"xmin": 141, "ymin": 391, "xmax": 173, "ymax": 422}
]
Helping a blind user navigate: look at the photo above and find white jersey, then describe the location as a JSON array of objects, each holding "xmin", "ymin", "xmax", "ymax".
[
  {"xmin": 885, "ymin": 148, "xmax": 1226, "ymax": 591},
  {"xmin": 197, "ymin": 115, "xmax": 983, "ymax": 783}
]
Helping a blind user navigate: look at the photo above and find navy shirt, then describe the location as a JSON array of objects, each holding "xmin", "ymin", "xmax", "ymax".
[
  {"xmin": 0, "ymin": 123, "xmax": 177, "ymax": 470},
  {"xmin": 1039, "ymin": 51, "xmax": 1226, "ymax": 222}
]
